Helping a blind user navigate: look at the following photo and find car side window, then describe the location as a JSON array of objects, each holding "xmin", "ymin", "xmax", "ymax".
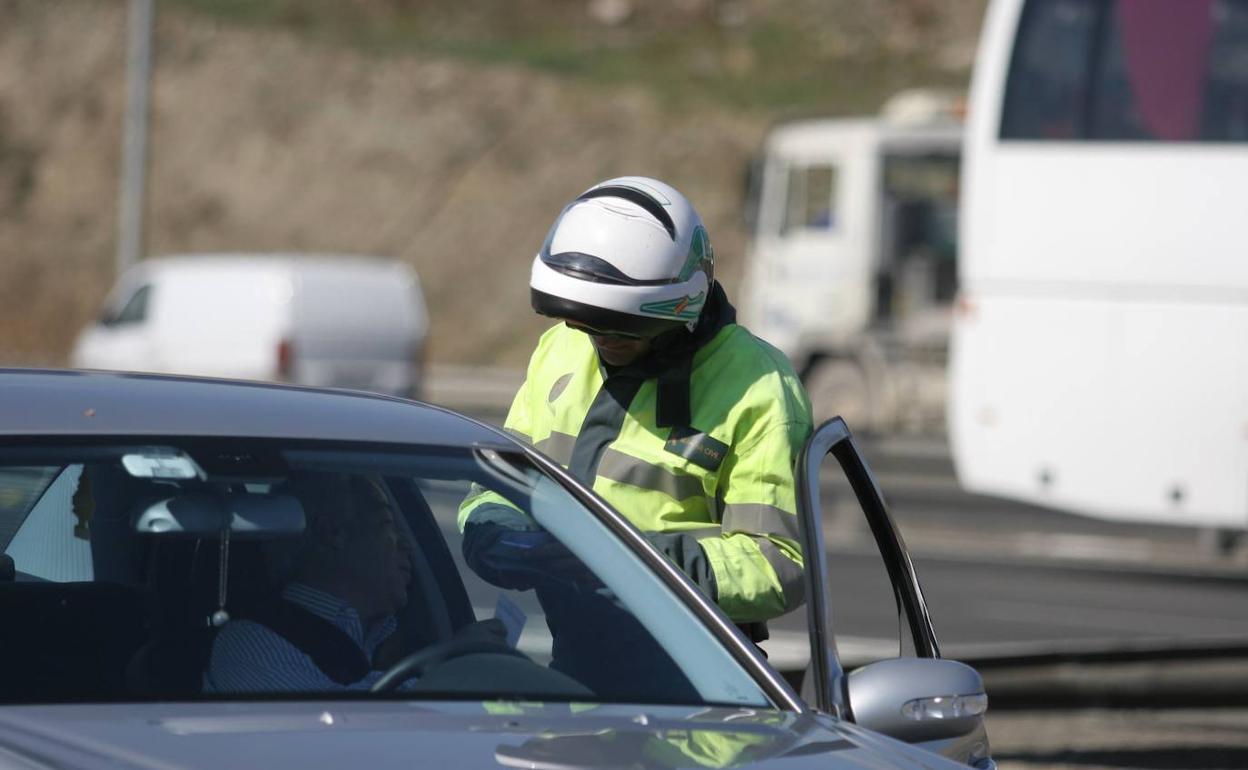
[
  {"xmin": 0, "ymin": 467, "xmax": 58, "ymax": 548},
  {"xmin": 419, "ymin": 477, "xmax": 559, "ymax": 665},
  {"xmin": 3, "ymin": 465, "xmax": 94, "ymax": 582},
  {"xmin": 796, "ymin": 420, "xmax": 943, "ymax": 712},
  {"xmin": 822, "ymin": 452, "xmax": 905, "ymax": 667}
]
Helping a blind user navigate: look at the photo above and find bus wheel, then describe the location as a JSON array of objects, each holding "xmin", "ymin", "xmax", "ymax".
[{"xmin": 806, "ymin": 358, "xmax": 873, "ymax": 434}]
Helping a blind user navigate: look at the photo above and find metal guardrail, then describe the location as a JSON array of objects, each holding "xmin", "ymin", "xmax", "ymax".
[{"xmin": 422, "ymin": 364, "xmax": 524, "ymax": 415}]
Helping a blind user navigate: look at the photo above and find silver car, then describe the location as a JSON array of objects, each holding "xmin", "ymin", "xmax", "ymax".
[{"xmin": 0, "ymin": 369, "xmax": 994, "ymax": 769}]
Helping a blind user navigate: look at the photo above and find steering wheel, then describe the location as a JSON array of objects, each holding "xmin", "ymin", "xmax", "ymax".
[{"xmin": 370, "ymin": 636, "xmax": 528, "ymax": 692}]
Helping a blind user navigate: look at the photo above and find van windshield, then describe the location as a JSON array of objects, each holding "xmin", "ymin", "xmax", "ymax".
[{"xmin": 0, "ymin": 438, "xmax": 770, "ymax": 708}]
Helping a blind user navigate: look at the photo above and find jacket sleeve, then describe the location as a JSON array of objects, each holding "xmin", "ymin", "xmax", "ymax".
[
  {"xmin": 457, "ymin": 369, "xmax": 540, "ymax": 533},
  {"xmin": 697, "ymin": 419, "xmax": 810, "ymax": 623}
]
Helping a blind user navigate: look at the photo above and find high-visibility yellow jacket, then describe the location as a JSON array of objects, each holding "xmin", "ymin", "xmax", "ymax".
[{"xmin": 459, "ymin": 319, "xmax": 812, "ymax": 624}]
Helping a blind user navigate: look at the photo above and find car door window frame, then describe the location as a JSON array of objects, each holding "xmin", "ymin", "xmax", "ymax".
[{"xmin": 796, "ymin": 417, "xmax": 941, "ymax": 717}]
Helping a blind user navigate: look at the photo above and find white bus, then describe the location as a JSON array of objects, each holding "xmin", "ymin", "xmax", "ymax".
[{"xmin": 949, "ymin": 0, "xmax": 1248, "ymax": 532}]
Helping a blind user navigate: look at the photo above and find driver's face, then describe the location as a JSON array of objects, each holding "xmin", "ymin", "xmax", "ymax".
[{"xmin": 344, "ymin": 503, "xmax": 411, "ymax": 614}]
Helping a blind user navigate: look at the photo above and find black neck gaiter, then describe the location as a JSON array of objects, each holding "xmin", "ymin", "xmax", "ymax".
[{"xmin": 607, "ymin": 282, "xmax": 736, "ymax": 428}]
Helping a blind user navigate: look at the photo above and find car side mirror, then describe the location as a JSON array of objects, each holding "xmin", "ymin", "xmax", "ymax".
[{"xmin": 848, "ymin": 658, "xmax": 990, "ymax": 758}]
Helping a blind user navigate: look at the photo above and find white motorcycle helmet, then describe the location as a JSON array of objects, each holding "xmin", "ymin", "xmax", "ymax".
[{"xmin": 530, "ymin": 176, "xmax": 715, "ymax": 338}]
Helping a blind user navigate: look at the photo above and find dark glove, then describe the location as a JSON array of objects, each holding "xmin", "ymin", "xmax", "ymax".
[
  {"xmin": 643, "ymin": 531, "xmax": 719, "ymax": 602},
  {"xmin": 462, "ymin": 523, "xmax": 595, "ymax": 590}
]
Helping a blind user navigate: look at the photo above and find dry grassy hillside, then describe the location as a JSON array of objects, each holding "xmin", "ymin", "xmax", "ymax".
[{"xmin": 0, "ymin": 0, "xmax": 982, "ymax": 366}]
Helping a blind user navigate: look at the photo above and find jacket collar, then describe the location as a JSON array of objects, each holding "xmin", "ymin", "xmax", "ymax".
[{"xmin": 604, "ymin": 282, "xmax": 737, "ymax": 428}]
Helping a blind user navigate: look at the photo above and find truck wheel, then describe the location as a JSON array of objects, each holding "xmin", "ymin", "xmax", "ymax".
[
  {"xmin": 806, "ymin": 358, "xmax": 872, "ymax": 434},
  {"xmin": 1198, "ymin": 527, "xmax": 1244, "ymax": 559}
]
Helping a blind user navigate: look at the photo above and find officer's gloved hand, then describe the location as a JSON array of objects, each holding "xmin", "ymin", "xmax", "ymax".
[
  {"xmin": 462, "ymin": 522, "xmax": 595, "ymax": 590},
  {"xmin": 642, "ymin": 531, "xmax": 719, "ymax": 602}
]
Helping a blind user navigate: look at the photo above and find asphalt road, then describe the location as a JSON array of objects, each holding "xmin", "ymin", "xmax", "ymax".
[{"xmin": 779, "ymin": 437, "xmax": 1248, "ymax": 662}]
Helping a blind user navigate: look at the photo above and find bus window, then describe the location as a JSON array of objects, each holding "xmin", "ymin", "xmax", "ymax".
[
  {"xmin": 1002, "ymin": 0, "xmax": 1248, "ymax": 142},
  {"xmin": 1204, "ymin": 0, "xmax": 1248, "ymax": 140},
  {"xmin": 999, "ymin": 0, "xmax": 1098, "ymax": 139},
  {"xmin": 781, "ymin": 163, "xmax": 838, "ymax": 234}
]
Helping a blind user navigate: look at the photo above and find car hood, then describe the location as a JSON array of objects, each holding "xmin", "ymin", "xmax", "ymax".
[{"xmin": 0, "ymin": 701, "xmax": 964, "ymax": 770}]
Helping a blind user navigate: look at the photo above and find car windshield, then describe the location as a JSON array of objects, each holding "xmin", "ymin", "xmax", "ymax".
[{"xmin": 0, "ymin": 437, "xmax": 771, "ymax": 708}]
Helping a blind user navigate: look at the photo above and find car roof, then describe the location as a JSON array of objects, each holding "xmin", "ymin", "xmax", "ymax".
[{"xmin": 0, "ymin": 368, "xmax": 509, "ymax": 447}]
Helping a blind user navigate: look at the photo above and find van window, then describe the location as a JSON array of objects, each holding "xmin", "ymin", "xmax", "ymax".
[
  {"xmin": 1001, "ymin": 0, "xmax": 1248, "ymax": 142},
  {"xmin": 781, "ymin": 163, "xmax": 838, "ymax": 233},
  {"xmin": 110, "ymin": 284, "xmax": 152, "ymax": 326}
]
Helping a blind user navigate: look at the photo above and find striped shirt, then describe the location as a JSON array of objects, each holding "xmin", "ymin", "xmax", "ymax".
[{"xmin": 203, "ymin": 583, "xmax": 404, "ymax": 693}]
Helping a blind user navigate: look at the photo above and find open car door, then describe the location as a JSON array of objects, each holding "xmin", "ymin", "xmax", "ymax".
[{"xmin": 796, "ymin": 418, "xmax": 996, "ymax": 769}]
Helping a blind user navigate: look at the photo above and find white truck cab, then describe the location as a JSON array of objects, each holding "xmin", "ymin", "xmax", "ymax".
[
  {"xmin": 740, "ymin": 92, "xmax": 962, "ymax": 433},
  {"xmin": 71, "ymin": 254, "xmax": 429, "ymax": 398}
]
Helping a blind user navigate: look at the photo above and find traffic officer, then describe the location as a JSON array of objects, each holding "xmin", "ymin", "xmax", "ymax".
[{"xmin": 459, "ymin": 177, "xmax": 812, "ymax": 693}]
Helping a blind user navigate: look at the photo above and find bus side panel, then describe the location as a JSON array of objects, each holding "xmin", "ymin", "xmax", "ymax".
[
  {"xmin": 951, "ymin": 294, "xmax": 1248, "ymax": 528},
  {"xmin": 957, "ymin": 0, "xmax": 1021, "ymax": 285},
  {"xmin": 975, "ymin": 149, "xmax": 1248, "ymax": 292}
]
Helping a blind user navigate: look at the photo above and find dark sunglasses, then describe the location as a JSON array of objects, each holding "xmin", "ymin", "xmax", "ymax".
[{"xmin": 564, "ymin": 321, "xmax": 645, "ymax": 341}]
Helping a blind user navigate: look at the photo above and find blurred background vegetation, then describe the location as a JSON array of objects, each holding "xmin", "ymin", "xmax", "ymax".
[
  {"xmin": 169, "ymin": 0, "xmax": 977, "ymax": 113},
  {"xmin": 0, "ymin": 0, "xmax": 984, "ymax": 366}
]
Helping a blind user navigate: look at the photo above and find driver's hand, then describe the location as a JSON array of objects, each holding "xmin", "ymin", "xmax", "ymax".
[{"xmin": 450, "ymin": 617, "xmax": 509, "ymax": 646}]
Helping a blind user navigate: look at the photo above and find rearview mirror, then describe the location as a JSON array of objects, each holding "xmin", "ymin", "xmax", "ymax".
[
  {"xmin": 848, "ymin": 658, "xmax": 990, "ymax": 759},
  {"xmin": 133, "ymin": 491, "xmax": 306, "ymax": 538}
]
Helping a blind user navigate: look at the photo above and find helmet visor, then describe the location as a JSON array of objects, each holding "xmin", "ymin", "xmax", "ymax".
[
  {"xmin": 531, "ymin": 288, "xmax": 684, "ymax": 339},
  {"xmin": 563, "ymin": 321, "xmax": 645, "ymax": 341}
]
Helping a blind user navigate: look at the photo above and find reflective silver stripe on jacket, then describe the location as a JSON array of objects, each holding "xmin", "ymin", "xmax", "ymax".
[
  {"xmin": 756, "ymin": 539, "xmax": 805, "ymax": 609},
  {"xmin": 721, "ymin": 503, "xmax": 801, "ymax": 541},
  {"xmin": 534, "ymin": 431, "xmax": 577, "ymax": 465},
  {"xmin": 504, "ymin": 427, "xmax": 531, "ymax": 444},
  {"xmin": 596, "ymin": 448, "xmax": 705, "ymax": 501}
]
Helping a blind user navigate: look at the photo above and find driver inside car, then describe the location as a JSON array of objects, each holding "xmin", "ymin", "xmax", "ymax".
[{"xmin": 204, "ymin": 473, "xmax": 505, "ymax": 693}]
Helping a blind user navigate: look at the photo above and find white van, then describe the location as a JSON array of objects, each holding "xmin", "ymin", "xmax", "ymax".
[{"xmin": 71, "ymin": 254, "xmax": 429, "ymax": 397}]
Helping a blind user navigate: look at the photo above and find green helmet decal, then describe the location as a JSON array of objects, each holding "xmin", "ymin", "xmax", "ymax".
[
  {"xmin": 677, "ymin": 225, "xmax": 714, "ymax": 283},
  {"xmin": 639, "ymin": 291, "xmax": 705, "ymax": 320}
]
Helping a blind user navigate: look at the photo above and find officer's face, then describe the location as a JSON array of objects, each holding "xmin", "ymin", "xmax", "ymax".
[
  {"xmin": 565, "ymin": 322, "xmax": 652, "ymax": 366},
  {"xmin": 590, "ymin": 334, "xmax": 651, "ymax": 366}
]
